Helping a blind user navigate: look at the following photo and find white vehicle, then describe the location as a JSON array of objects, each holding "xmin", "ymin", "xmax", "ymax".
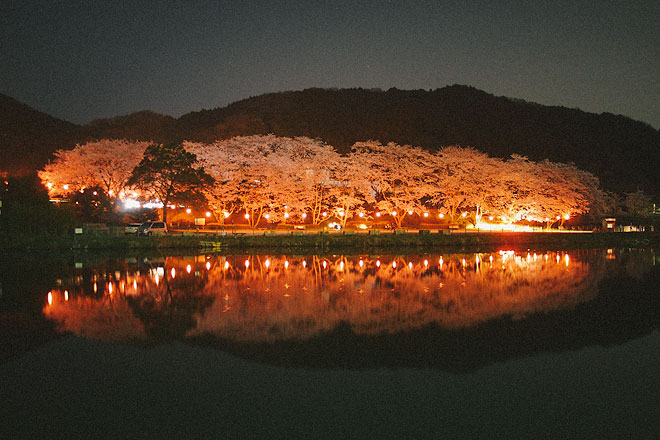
[{"xmin": 138, "ymin": 221, "xmax": 168, "ymax": 236}]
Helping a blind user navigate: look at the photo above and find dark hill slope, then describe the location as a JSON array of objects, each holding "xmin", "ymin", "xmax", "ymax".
[
  {"xmin": 176, "ymin": 86, "xmax": 660, "ymax": 195},
  {"xmin": 0, "ymin": 94, "xmax": 80, "ymax": 175},
  {"xmin": 1, "ymin": 86, "xmax": 658, "ymax": 196}
]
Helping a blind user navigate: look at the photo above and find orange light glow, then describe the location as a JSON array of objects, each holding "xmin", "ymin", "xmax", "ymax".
[
  {"xmin": 244, "ymin": 213, "xmax": 250, "ymax": 219},
  {"xmin": 376, "ymin": 212, "xmax": 381, "ymax": 217},
  {"xmin": 423, "ymin": 212, "xmax": 429, "ymax": 218},
  {"xmin": 206, "ymin": 262, "xmax": 212, "ymax": 270},
  {"xmin": 284, "ymin": 212, "xmax": 290, "ymax": 219},
  {"xmin": 205, "ymin": 212, "xmax": 211, "ymax": 218},
  {"xmin": 438, "ymin": 213, "xmax": 444, "ymax": 219},
  {"xmin": 223, "ymin": 212, "xmax": 230, "ymax": 218},
  {"xmin": 47, "ymin": 291, "xmax": 53, "ymax": 305},
  {"xmin": 265, "ymin": 259, "xmax": 271, "ymax": 268},
  {"xmin": 186, "ymin": 208, "xmax": 192, "ymax": 214},
  {"xmin": 171, "ymin": 268, "xmax": 176, "ymax": 278},
  {"xmin": 284, "ymin": 260, "xmax": 289, "ymax": 269},
  {"xmin": 64, "ymin": 290, "xmax": 69, "ymax": 301},
  {"xmin": 302, "ymin": 213, "xmax": 307, "ymax": 219},
  {"xmin": 359, "ymin": 259, "xmax": 364, "ymax": 267},
  {"xmin": 358, "ymin": 212, "xmax": 364, "ymax": 218},
  {"xmin": 244, "ymin": 260, "xmax": 250, "ymax": 268},
  {"xmin": 224, "ymin": 261, "xmax": 229, "ymax": 270},
  {"xmin": 186, "ymin": 264, "xmax": 192, "ymax": 273},
  {"xmin": 376, "ymin": 260, "xmax": 381, "ymax": 267},
  {"xmin": 461, "ymin": 212, "xmax": 467, "ymax": 218}
]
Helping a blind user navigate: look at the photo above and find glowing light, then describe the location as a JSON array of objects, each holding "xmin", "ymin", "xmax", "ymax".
[
  {"xmin": 339, "ymin": 261, "xmax": 344, "ymax": 271},
  {"xmin": 424, "ymin": 259, "xmax": 428, "ymax": 267},
  {"xmin": 108, "ymin": 283, "xmax": 113, "ymax": 294},
  {"xmin": 224, "ymin": 261, "xmax": 229, "ymax": 270},
  {"xmin": 47, "ymin": 292, "xmax": 53, "ymax": 305},
  {"xmin": 556, "ymin": 216, "xmax": 561, "ymax": 220},
  {"xmin": 462, "ymin": 259, "xmax": 466, "ymax": 266},
  {"xmin": 186, "ymin": 264, "xmax": 192, "ymax": 273},
  {"xmin": 545, "ymin": 217, "xmax": 550, "ymax": 222},
  {"xmin": 322, "ymin": 212, "xmax": 328, "ymax": 217},
  {"xmin": 244, "ymin": 260, "xmax": 250, "ymax": 268},
  {"xmin": 265, "ymin": 259, "xmax": 271, "ymax": 268},
  {"xmin": 439, "ymin": 257, "xmax": 444, "ymax": 268},
  {"xmin": 46, "ymin": 182, "xmax": 53, "ymax": 189},
  {"xmin": 133, "ymin": 280, "xmax": 137, "ymax": 290},
  {"xmin": 338, "ymin": 211, "xmax": 344, "ymax": 217},
  {"xmin": 64, "ymin": 290, "xmax": 69, "ymax": 301},
  {"xmin": 302, "ymin": 260, "xmax": 307, "ymax": 268},
  {"xmin": 376, "ymin": 260, "xmax": 381, "ymax": 267},
  {"xmin": 408, "ymin": 210, "xmax": 413, "ymax": 215},
  {"xmin": 391, "ymin": 211, "xmax": 397, "ymax": 216},
  {"xmin": 123, "ymin": 199, "xmax": 141, "ymax": 210},
  {"xmin": 322, "ymin": 261, "xmax": 327, "ymax": 269},
  {"xmin": 563, "ymin": 214, "xmax": 570, "ymax": 220},
  {"xmin": 223, "ymin": 212, "xmax": 230, "ymax": 218},
  {"xmin": 565, "ymin": 254, "xmax": 570, "ymax": 266},
  {"xmin": 489, "ymin": 216, "xmax": 494, "ymax": 221},
  {"xmin": 171, "ymin": 268, "xmax": 176, "ymax": 278},
  {"xmin": 359, "ymin": 259, "xmax": 364, "ymax": 267},
  {"xmin": 205, "ymin": 212, "xmax": 211, "ymax": 218},
  {"xmin": 264, "ymin": 213, "xmax": 270, "ymax": 220},
  {"xmin": 438, "ymin": 213, "xmax": 444, "ymax": 219},
  {"xmin": 63, "ymin": 184, "xmax": 69, "ymax": 191},
  {"xmin": 375, "ymin": 212, "xmax": 381, "ymax": 217},
  {"xmin": 423, "ymin": 212, "xmax": 429, "ymax": 218},
  {"xmin": 489, "ymin": 255, "xmax": 493, "ymax": 262},
  {"xmin": 461, "ymin": 212, "xmax": 467, "ymax": 218},
  {"xmin": 157, "ymin": 267, "xmax": 165, "ymax": 276},
  {"xmin": 358, "ymin": 212, "xmax": 364, "ymax": 218},
  {"xmin": 392, "ymin": 261, "xmax": 397, "ymax": 268},
  {"xmin": 302, "ymin": 213, "xmax": 307, "ymax": 219},
  {"xmin": 93, "ymin": 282, "xmax": 98, "ymax": 293},
  {"xmin": 284, "ymin": 212, "xmax": 290, "ymax": 219},
  {"xmin": 186, "ymin": 208, "xmax": 192, "ymax": 214},
  {"xmin": 408, "ymin": 262, "xmax": 413, "ymax": 269},
  {"xmin": 284, "ymin": 260, "xmax": 289, "ymax": 269},
  {"xmin": 244, "ymin": 213, "xmax": 250, "ymax": 219},
  {"xmin": 206, "ymin": 261, "xmax": 211, "ymax": 270},
  {"xmin": 92, "ymin": 191, "xmax": 98, "ymax": 196},
  {"xmin": 358, "ymin": 224, "xmax": 368, "ymax": 229}
]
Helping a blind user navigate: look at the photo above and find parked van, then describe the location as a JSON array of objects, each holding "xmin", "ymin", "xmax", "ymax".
[{"xmin": 138, "ymin": 221, "xmax": 168, "ymax": 236}]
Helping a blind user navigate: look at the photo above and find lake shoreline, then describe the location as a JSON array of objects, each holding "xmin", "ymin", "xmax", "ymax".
[{"xmin": 2, "ymin": 230, "xmax": 659, "ymax": 252}]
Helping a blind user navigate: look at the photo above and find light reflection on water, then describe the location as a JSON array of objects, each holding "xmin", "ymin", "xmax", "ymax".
[{"xmin": 41, "ymin": 249, "xmax": 656, "ymax": 344}]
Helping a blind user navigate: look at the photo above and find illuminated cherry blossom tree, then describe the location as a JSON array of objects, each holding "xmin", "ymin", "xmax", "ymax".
[
  {"xmin": 39, "ymin": 139, "xmax": 148, "ymax": 198},
  {"xmin": 349, "ymin": 141, "xmax": 434, "ymax": 228}
]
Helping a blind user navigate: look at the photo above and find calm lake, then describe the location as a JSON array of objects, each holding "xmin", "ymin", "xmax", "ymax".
[{"xmin": 1, "ymin": 248, "xmax": 659, "ymax": 438}]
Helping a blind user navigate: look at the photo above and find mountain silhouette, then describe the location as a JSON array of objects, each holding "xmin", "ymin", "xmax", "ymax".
[{"xmin": 1, "ymin": 86, "xmax": 658, "ymax": 196}]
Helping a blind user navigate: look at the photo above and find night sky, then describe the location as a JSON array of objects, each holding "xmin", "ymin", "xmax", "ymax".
[{"xmin": 2, "ymin": 0, "xmax": 659, "ymax": 128}]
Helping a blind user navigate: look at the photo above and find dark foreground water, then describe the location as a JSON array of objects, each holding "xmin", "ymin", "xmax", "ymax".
[{"xmin": 1, "ymin": 248, "xmax": 659, "ymax": 438}]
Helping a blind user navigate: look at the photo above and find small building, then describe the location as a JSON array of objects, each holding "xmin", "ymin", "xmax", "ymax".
[{"xmin": 602, "ymin": 217, "xmax": 616, "ymax": 232}]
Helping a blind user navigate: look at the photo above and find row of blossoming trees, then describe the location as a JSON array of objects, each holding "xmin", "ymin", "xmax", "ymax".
[{"xmin": 39, "ymin": 135, "xmax": 608, "ymax": 228}]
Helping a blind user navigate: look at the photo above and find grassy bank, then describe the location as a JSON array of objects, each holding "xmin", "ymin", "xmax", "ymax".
[{"xmin": 2, "ymin": 230, "xmax": 659, "ymax": 253}]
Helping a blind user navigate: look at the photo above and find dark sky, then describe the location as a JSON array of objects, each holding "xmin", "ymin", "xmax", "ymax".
[{"xmin": 2, "ymin": 0, "xmax": 659, "ymax": 128}]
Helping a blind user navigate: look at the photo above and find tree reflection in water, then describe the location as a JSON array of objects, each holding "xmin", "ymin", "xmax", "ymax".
[{"xmin": 42, "ymin": 249, "xmax": 655, "ymax": 345}]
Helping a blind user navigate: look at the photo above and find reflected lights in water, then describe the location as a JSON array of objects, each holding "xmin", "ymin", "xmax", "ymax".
[{"xmin": 42, "ymin": 249, "xmax": 655, "ymax": 344}]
